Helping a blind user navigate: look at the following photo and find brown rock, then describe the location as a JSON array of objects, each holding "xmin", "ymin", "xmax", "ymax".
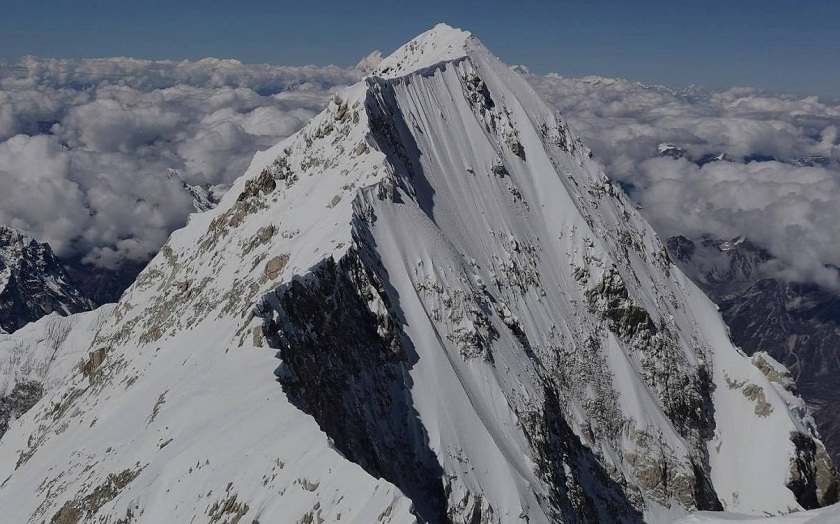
[{"xmin": 263, "ymin": 255, "xmax": 289, "ymax": 280}]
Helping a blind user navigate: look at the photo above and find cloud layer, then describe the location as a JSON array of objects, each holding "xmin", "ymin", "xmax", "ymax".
[
  {"xmin": 527, "ymin": 75, "xmax": 840, "ymax": 287},
  {"xmin": 1, "ymin": 58, "xmax": 837, "ymax": 288},
  {"xmin": 0, "ymin": 57, "xmax": 361, "ymax": 268}
]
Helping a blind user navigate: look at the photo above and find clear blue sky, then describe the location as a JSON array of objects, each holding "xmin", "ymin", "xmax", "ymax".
[{"xmin": 2, "ymin": 0, "xmax": 838, "ymax": 97}]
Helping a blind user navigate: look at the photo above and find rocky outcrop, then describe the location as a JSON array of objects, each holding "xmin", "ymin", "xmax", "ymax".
[
  {"xmin": 788, "ymin": 432, "xmax": 838, "ymax": 509},
  {"xmin": 263, "ymin": 245, "xmax": 448, "ymax": 523},
  {"xmin": 0, "ymin": 380, "xmax": 44, "ymax": 438},
  {"xmin": 0, "ymin": 226, "xmax": 93, "ymax": 333}
]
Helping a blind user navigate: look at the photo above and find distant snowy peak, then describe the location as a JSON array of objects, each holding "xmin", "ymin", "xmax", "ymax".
[
  {"xmin": 658, "ymin": 142, "xmax": 687, "ymax": 159},
  {"xmin": 0, "ymin": 225, "xmax": 93, "ymax": 333},
  {"xmin": 0, "ymin": 226, "xmax": 36, "ymax": 269},
  {"xmin": 356, "ymin": 50, "xmax": 383, "ymax": 73},
  {"xmin": 166, "ymin": 170, "xmax": 221, "ymax": 213},
  {"xmin": 374, "ymin": 23, "xmax": 472, "ymax": 78}
]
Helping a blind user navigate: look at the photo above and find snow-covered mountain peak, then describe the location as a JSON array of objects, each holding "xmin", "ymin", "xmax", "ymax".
[
  {"xmin": 375, "ymin": 23, "xmax": 473, "ymax": 78},
  {"xmin": 356, "ymin": 50, "xmax": 384, "ymax": 73},
  {"xmin": 0, "ymin": 25, "xmax": 836, "ymax": 524},
  {"xmin": 0, "ymin": 225, "xmax": 34, "ymax": 261}
]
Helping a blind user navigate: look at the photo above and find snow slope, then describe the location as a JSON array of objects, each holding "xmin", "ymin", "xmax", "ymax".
[
  {"xmin": 0, "ymin": 306, "xmax": 113, "ymax": 399},
  {"xmin": 0, "ymin": 306, "xmax": 113, "ymax": 439},
  {"xmin": 0, "ymin": 24, "xmax": 834, "ymax": 524},
  {"xmin": 676, "ymin": 502, "xmax": 840, "ymax": 524}
]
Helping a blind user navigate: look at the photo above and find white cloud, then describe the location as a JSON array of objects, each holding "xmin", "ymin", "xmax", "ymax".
[
  {"xmin": 527, "ymin": 74, "xmax": 840, "ymax": 287},
  {"xmin": 0, "ymin": 57, "xmax": 361, "ymax": 269},
  {"xmin": 2, "ymin": 57, "xmax": 837, "ymax": 289}
]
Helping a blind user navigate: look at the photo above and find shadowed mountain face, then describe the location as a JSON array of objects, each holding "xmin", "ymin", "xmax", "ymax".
[
  {"xmin": 667, "ymin": 235, "xmax": 840, "ymax": 466},
  {"xmin": 64, "ymin": 258, "xmax": 147, "ymax": 307},
  {"xmin": 0, "ymin": 225, "xmax": 93, "ymax": 333}
]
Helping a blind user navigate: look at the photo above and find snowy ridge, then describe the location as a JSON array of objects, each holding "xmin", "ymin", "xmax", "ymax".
[
  {"xmin": 375, "ymin": 23, "xmax": 472, "ymax": 79},
  {"xmin": 0, "ymin": 24, "xmax": 834, "ymax": 523},
  {"xmin": 0, "ymin": 70, "xmax": 415, "ymax": 524},
  {"xmin": 676, "ymin": 501, "xmax": 840, "ymax": 523}
]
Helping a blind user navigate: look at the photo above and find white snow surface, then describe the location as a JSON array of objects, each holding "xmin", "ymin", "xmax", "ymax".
[
  {"xmin": 0, "ymin": 306, "xmax": 114, "ymax": 398},
  {"xmin": 375, "ymin": 23, "xmax": 472, "ymax": 79},
  {"xmin": 676, "ymin": 503, "xmax": 840, "ymax": 523},
  {"xmin": 357, "ymin": 50, "xmax": 384, "ymax": 73},
  {"xmin": 0, "ymin": 24, "xmax": 831, "ymax": 523}
]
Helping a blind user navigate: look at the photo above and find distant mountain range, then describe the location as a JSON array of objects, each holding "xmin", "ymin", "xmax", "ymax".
[
  {"xmin": 667, "ymin": 234, "xmax": 840, "ymax": 467},
  {"xmin": 657, "ymin": 142, "xmax": 839, "ymax": 169}
]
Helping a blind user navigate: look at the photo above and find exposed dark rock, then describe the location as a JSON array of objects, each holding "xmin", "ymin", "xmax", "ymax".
[
  {"xmin": 584, "ymin": 269, "xmax": 721, "ymax": 510},
  {"xmin": 263, "ymin": 243, "xmax": 447, "ymax": 523},
  {"xmin": 80, "ymin": 348, "xmax": 108, "ymax": 383},
  {"xmin": 238, "ymin": 169, "xmax": 277, "ymax": 201},
  {"xmin": 49, "ymin": 468, "xmax": 143, "ymax": 523},
  {"xmin": 49, "ymin": 502, "xmax": 82, "ymax": 524},
  {"xmin": 526, "ymin": 385, "xmax": 646, "ymax": 522},
  {"xmin": 666, "ymin": 236, "xmax": 695, "ymax": 263},
  {"xmin": 0, "ymin": 380, "xmax": 44, "ymax": 439},
  {"xmin": 788, "ymin": 432, "xmax": 839, "ymax": 509},
  {"xmin": 0, "ymin": 226, "xmax": 93, "ymax": 333}
]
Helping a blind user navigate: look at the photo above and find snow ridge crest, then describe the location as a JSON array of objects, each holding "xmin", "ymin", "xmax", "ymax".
[{"xmin": 374, "ymin": 23, "xmax": 473, "ymax": 79}]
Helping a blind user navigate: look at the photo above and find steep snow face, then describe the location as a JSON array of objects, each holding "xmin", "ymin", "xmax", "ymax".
[
  {"xmin": 343, "ymin": 36, "xmax": 836, "ymax": 520},
  {"xmin": 0, "ymin": 226, "xmax": 93, "ymax": 333},
  {"xmin": 0, "ymin": 306, "xmax": 113, "ymax": 439},
  {"xmin": 0, "ymin": 24, "xmax": 834, "ymax": 524},
  {"xmin": 667, "ymin": 234, "xmax": 840, "ymax": 468}
]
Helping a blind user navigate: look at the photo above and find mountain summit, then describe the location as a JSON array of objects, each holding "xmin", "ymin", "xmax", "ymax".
[{"xmin": 0, "ymin": 24, "xmax": 835, "ymax": 523}]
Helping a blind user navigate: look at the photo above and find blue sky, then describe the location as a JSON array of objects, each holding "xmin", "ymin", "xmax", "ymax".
[{"xmin": 2, "ymin": 0, "xmax": 838, "ymax": 97}]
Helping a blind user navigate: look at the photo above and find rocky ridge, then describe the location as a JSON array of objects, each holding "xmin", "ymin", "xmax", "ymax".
[{"xmin": 0, "ymin": 225, "xmax": 93, "ymax": 333}]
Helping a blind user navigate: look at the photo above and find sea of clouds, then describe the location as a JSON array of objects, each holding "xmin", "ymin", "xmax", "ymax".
[
  {"xmin": 528, "ymin": 74, "xmax": 840, "ymax": 288},
  {"xmin": 0, "ymin": 57, "xmax": 837, "ymax": 287},
  {"xmin": 0, "ymin": 57, "xmax": 361, "ymax": 269}
]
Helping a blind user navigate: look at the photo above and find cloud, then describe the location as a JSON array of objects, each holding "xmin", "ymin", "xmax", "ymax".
[
  {"xmin": 1, "ymin": 57, "xmax": 837, "ymax": 290},
  {"xmin": 2, "ymin": 57, "xmax": 361, "ymax": 93},
  {"xmin": 0, "ymin": 57, "xmax": 361, "ymax": 269},
  {"xmin": 526, "ymin": 74, "xmax": 840, "ymax": 287},
  {"xmin": 0, "ymin": 135, "xmax": 88, "ymax": 247}
]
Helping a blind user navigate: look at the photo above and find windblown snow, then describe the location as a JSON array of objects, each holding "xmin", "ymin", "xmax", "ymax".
[{"xmin": 0, "ymin": 24, "xmax": 835, "ymax": 524}]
